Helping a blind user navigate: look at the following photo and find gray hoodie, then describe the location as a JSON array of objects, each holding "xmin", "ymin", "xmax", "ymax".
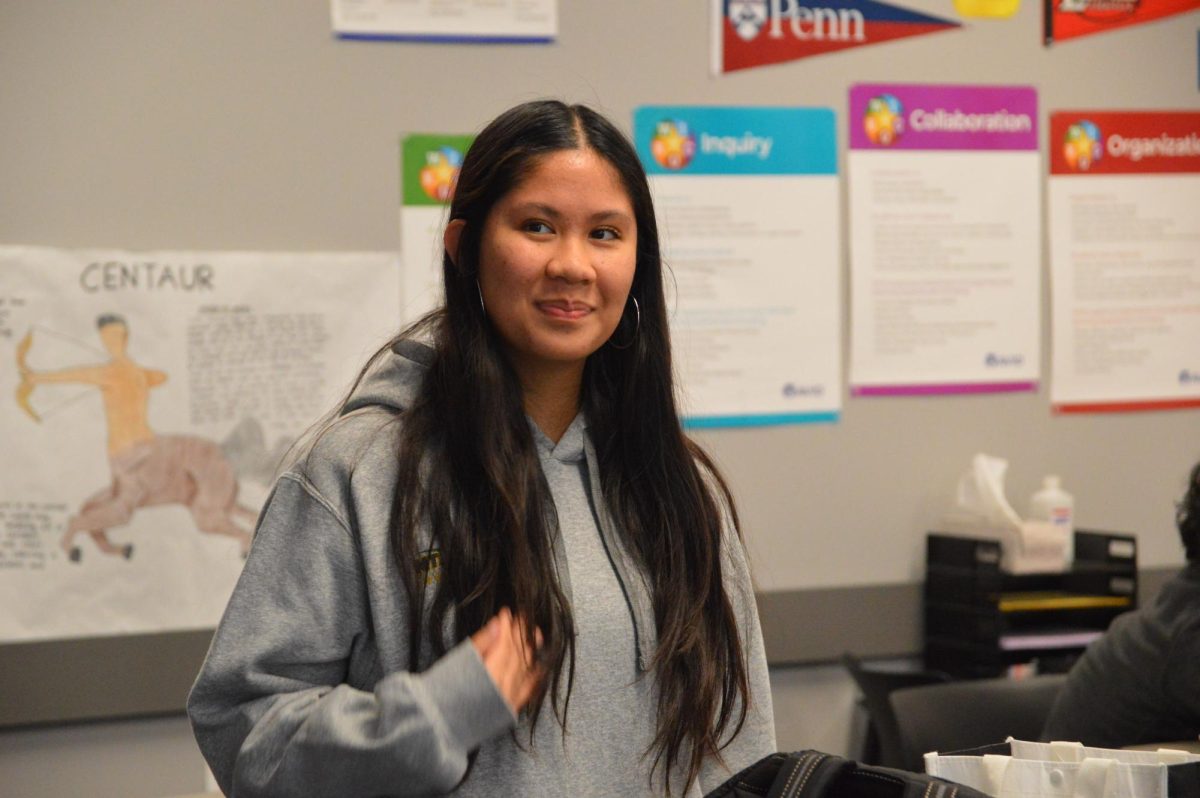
[{"xmin": 187, "ymin": 340, "xmax": 775, "ymax": 797}]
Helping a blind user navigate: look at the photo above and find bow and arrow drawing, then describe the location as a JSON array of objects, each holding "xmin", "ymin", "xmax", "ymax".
[{"xmin": 14, "ymin": 326, "xmax": 109, "ymax": 423}]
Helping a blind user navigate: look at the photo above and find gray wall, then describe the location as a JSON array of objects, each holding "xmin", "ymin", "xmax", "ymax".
[{"xmin": 1, "ymin": 1, "xmax": 1197, "ymax": 796}]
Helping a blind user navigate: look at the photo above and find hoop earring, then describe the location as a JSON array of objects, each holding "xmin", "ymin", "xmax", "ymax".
[
  {"xmin": 476, "ymin": 279, "xmax": 487, "ymax": 317},
  {"xmin": 609, "ymin": 296, "xmax": 640, "ymax": 350}
]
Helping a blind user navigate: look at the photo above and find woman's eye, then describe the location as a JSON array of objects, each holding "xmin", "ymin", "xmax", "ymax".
[
  {"xmin": 524, "ymin": 221, "xmax": 553, "ymax": 234},
  {"xmin": 591, "ymin": 227, "xmax": 620, "ymax": 241}
]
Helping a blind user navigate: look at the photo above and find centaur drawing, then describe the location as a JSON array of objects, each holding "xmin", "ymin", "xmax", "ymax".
[{"xmin": 15, "ymin": 314, "xmax": 255, "ymax": 561}]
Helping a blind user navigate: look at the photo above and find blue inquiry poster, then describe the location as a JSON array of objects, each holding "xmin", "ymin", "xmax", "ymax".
[{"xmin": 634, "ymin": 106, "xmax": 841, "ymax": 427}]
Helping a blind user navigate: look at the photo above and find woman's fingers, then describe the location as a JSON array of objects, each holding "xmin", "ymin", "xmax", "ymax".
[
  {"xmin": 469, "ymin": 613, "xmax": 501, "ymax": 657},
  {"xmin": 473, "ymin": 608, "xmax": 544, "ymax": 713},
  {"xmin": 508, "ymin": 658, "xmax": 546, "ymax": 710}
]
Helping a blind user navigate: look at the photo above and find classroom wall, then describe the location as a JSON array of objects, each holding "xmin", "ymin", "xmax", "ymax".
[{"xmin": 1, "ymin": 1, "xmax": 1196, "ymax": 795}]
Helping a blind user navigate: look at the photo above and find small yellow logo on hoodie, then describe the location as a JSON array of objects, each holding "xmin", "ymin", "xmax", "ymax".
[{"xmin": 416, "ymin": 549, "xmax": 442, "ymax": 586}]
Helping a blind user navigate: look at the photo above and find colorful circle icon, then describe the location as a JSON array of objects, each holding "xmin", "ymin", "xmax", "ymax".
[
  {"xmin": 650, "ymin": 119, "xmax": 696, "ymax": 170},
  {"xmin": 1063, "ymin": 120, "xmax": 1102, "ymax": 171},
  {"xmin": 864, "ymin": 94, "xmax": 904, "ymax": 146},
  {"xmin": 419, "ymin": 146, "xmax": 463, "ymax": 202}
]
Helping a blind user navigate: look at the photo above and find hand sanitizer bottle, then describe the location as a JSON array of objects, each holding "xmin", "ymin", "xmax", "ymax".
[{"xmin": 1030, "ymin": 475, "xmax": 1074, "ymax": 566}]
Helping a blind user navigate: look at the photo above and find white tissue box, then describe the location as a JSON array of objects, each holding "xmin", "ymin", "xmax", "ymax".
[
  {"xmin": 1004, "ymin": 520, "xmax": 1071, "ymax": 574},
  {"xmin": 937, "ymin": 517, "xmax": 1072, "ymax": 574}
]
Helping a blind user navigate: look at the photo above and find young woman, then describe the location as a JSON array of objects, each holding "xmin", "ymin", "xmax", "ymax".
[{"xmin": 188, "ymin": 100, "xmax": 775, "ymax": 797}]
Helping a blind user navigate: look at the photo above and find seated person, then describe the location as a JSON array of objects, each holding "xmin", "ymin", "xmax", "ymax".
[{"xmin": 1041, "ymin": 460, "xmax": 1200, "ymax": 748}]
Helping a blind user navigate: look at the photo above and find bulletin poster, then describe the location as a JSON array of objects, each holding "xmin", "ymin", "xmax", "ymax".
[
  {"xmin": 1048, "ymin": 111, "xmax": 1200, "ymax": 413},
  {"xmin": 848, "ymin": 83, "xmax": 1041, "ymax": 396},
  {"xmin": 0, "ymin": 247, "xmax": 400, "ymax": 641},
  {"xmin": 634, "ymin": 105, "xmax": 842, "ymax": 427}
]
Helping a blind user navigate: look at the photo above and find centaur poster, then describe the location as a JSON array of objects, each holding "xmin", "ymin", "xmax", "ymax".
[{"xmin": 0, "ymin": 246, "xmax": 398, "ymax": 642}]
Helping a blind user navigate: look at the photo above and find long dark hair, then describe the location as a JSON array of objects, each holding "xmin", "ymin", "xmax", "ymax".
[{"xmin": 384, "ymin": 100, "xmax": 751, "ymax": 792}]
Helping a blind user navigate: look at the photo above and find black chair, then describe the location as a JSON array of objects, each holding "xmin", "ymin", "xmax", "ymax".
[
  {"xmin": 889, "ymin": 673, "xmax": 1068, "ymax": 773},
  {"xmin": 840, "ymin": 652, "xmax": 952, "ymax": 769}
]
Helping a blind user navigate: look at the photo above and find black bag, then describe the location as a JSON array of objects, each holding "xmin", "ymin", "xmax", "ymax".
[{"xmin": 705, "ymin": 750, "xmax": 993, "ymax": 798}]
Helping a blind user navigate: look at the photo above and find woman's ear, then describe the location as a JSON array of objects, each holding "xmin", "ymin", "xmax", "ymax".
[{"xmin": 444, "ymin": 219, "xmax": 466, "ymax": 267}]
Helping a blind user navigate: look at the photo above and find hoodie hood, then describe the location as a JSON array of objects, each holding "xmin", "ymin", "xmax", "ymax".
[{"xmin": 340, "ymin": 339, "xmax": 433, "ymax": 416}]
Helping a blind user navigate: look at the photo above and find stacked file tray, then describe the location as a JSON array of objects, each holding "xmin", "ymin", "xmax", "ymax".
[{"xmin": 923, "ymin": 530, "xmax": 1137, "ymax": 678}]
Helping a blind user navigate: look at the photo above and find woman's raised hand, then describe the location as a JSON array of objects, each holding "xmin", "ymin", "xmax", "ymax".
[{"xmin": 470, "ymin": 607, "xmax": 545, "ymax": 713}]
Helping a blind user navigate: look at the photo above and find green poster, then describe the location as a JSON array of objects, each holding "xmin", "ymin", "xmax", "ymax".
[{"xmin": 401, "ymin": 134, "xmax": 475, "ymax": 207}]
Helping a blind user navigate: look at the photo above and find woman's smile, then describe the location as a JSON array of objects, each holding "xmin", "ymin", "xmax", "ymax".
[{"xmin": 536, "ymin": 299, "xmax": 593, "ymax": 320}]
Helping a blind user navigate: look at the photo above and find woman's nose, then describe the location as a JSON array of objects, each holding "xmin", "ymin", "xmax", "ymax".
[{"xmin": 546, "ymin": 235, "xmax": 595, "ymax": 283}]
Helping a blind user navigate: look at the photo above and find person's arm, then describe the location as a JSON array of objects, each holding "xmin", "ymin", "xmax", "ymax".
[
  {"xmin": 187, "ymin": 475, "xmax": 516, "ymax": 798},
  {"xmin": 697, "ymin": 520, "xmax": 777, "ymax": 793},
  {"xmin": 145, "ymin": 368, "xmax": 167, "ymax": 387},
  {"xmin": 24, "ymin": 364, "xmax": 107, "ymax": 385},
  {"xmin": 1161, "ymin": 614, "xmax": 1200, "ymax": 722}
]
